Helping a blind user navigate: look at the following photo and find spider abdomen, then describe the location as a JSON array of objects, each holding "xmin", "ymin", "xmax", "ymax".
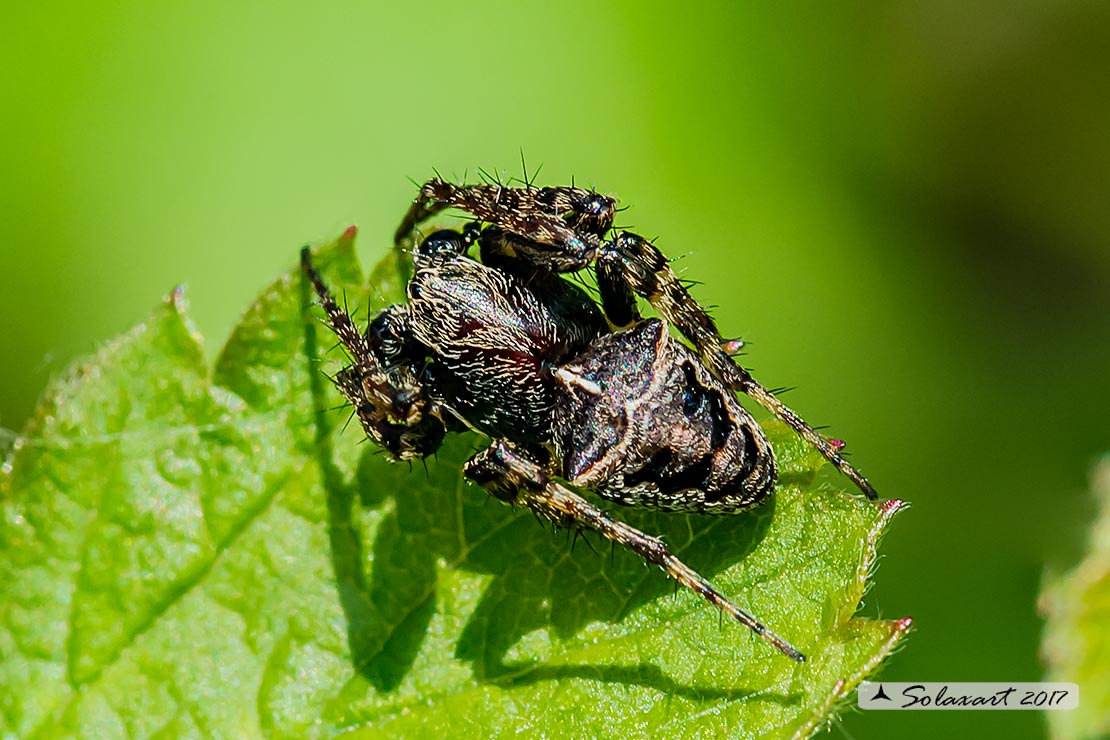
[{"xmin": 552, "ymin": 319, "xmax": 776, "ymax": 514}]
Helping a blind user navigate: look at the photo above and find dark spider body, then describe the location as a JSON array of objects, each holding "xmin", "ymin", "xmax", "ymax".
[
  {"xmin": 302, "ymin": 174, "xmax": 879, "ymax": 663},
  {"xmin": 387, "ymin": 226, "xmax": 776, "ymax": 514}
]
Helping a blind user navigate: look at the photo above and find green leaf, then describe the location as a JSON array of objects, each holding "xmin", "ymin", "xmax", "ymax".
[
  {"xmin": 1041, "ymin": 456, "xmax": 1110, "ymax": 740},
  {"xmin": 0, "ymin": 228, "xmax": 909, "ymax": 739}
]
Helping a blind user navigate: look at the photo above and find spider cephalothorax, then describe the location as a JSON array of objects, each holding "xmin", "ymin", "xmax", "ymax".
[{"xmin": 302, "ymin": 174, "xmax": 878, "ymax": 662}]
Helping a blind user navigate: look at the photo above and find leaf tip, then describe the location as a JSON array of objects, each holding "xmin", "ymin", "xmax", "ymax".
[
  {"xmin": 880, "ymin": 497, "xmax": 907, "ymax": 517},
  {"xmin": 167, "ymin": 284, "xmax": 188, "ymax": 312}
]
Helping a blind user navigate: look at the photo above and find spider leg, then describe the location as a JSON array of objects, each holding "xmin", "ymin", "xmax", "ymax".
[
  {"xmin": 464, "ymin": 439, "xmax": 806, "ymax": 662},
  {"xmin": 396, "ymin": 178, "xmax": 614, "ymax": 270},
  {"xmin": 302, "ymin": 247, "xmax": 372, "ymax": 360},
  {"xmin": 478, "ymin": 225, "xmax": 597, "ymax": 272},
  {"xmin": 596, "ymin": 256, "xmax": 641, "ymax": 329},
  {"xmin": 597, "ymin": 233, "xmax": 878, "ymax": 500}
]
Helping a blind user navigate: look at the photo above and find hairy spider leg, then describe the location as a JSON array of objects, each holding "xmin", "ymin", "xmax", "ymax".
[
  {"xmin": 465, "ymin": 439, "xmax": 806, "ymax": 662},
  {"xmin": 599, "ymin": 234, "xmax": 878, "ymax": 499},
  {"xmin": 301, "ymin": 248, "xmax": 372, "ymax": 359},
  {"xmin": 598, "ymin": 233, "xmax": 878, "ymax": 500},
  {"xmin": 396, "ymin": 178, "xmax": 613, "ymax": 269},
  {"xmin": 478, "ymin": 225, "xmax": 597, "ymax": 272}
]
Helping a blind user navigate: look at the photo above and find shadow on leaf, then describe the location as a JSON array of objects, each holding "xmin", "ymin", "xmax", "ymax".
[
  {"xmin": 333, "ymin": 439, "xmax": 777, "ymax": 694},
  {"xmin": 452, "ymin": 480, "xmax": 776, "ymax": 681},
  {"xmin": 496, "ymin": 662, "xmax": 802, "ymax": 705}
]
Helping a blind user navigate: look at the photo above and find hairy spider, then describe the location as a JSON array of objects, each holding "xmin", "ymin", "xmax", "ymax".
[{"xmin": 302, "ymin": 175, "xmax": 878, "ymax": 663}]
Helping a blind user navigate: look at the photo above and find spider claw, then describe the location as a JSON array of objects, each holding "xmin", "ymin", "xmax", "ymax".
[{"xmin": 721, "ymin": 337, "xmax": 746, "ymax": 354}]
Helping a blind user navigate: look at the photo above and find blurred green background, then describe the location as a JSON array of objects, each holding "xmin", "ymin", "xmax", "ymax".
[{"xmin": 2, "ymin": 2, "xmax": 1108, "ymax": 738}]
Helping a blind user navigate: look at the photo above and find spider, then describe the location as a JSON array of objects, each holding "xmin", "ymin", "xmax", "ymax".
[{"xmin": 301, "ymin": 174, "xmax": 878, "ymax": 663}]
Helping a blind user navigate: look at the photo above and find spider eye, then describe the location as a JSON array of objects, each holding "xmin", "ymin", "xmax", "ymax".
[
  {"xmin": 462, "ymin": 222, "xmax": 481, "ymax": 245},
  {"xmin": 417, "ymin": 229, "xmax": 467, "ymax": 261},
  {"xmin": 368, "ymin": 313, "xmax": 398, "ymax": 345}
]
